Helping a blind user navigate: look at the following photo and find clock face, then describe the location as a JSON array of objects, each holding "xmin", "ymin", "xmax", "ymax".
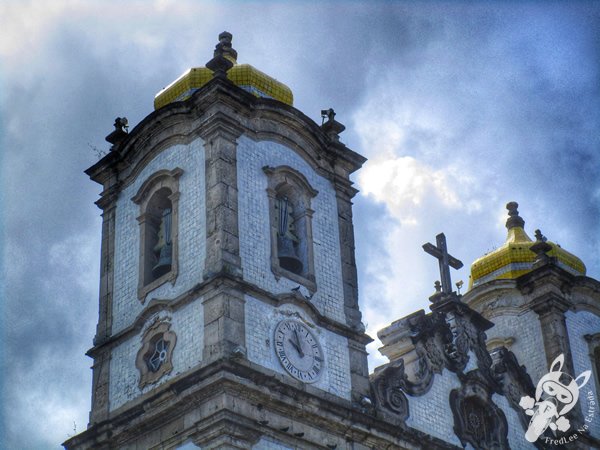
[{"xmin": 274, "ymin": 319, "xmax": 324, "ymax": 383}]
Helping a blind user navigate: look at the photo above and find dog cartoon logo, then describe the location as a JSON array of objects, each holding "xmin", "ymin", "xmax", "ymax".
[{"xmin": 519, "ymin": 354, "xmax": 591, "ymax": 442}]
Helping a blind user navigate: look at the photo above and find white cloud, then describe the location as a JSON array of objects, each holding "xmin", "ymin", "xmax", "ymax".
[
  {"xmin": 0, "ymin": 1, "xmax": 73, "ymax": 61},
  {"xmin": 359, "ymin": 155, "xmax": 461, "ymax": 226}
]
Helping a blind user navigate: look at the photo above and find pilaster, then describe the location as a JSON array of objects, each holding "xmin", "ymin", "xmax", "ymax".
[
  {"xmin": 348, "ymin": 338, "xmax": 371, "ymax": 399},
  {"xmin": 335, "ymin": 188, "xmax": 362, "ymax": 329},
  {"xmin": 518, "ymin": 264, "xmax": 576, "ymax": 373},
  {"xmin": 88, "ymin": 348, "xmax": 111, "ymax": 425},
  {"xmin": 200, "ymin": 114, "xmax": 244, "ymax": 280},
  {"xmin": 585, "ymin": 333, "xmax": 600, "ymax": 394},
  {"xmin": 530, "ymin": 292, "xmax": 575, "ymax": 373},
  {"xmin": 202, "ymin": 280, "xmax": 247, "ymax": 361},
  {"xmin": 518, "ymin": 263, "xmax": 588, "ymax": 429},
  {"xmin": 94, "ymin": 196, "xmax": 117, "ymax": 345},
  {"xmin": 89, "ymin": 193, "xmax": 117, "ymax": 425}
]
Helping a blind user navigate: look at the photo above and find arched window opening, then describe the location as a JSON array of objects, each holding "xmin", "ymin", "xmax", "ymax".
[
  {"xmin": 145, "ymin": 188, "xmax": 173, "ymax": 282},
  {"xmin": 263, "ymin": 165, "xmax": 317, "ymax": 291},
  {"xmin": 132, "ymin": 167, "xmax": 182, "ymax": 302},
  {"xmin": 276, "ymin": 192, "xmax": 303, "ymax": 275}
]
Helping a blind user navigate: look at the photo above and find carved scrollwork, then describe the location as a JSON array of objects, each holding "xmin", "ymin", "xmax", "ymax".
[
  {"xmin": 372, "ymin": 295, "xmax": 500, "ymax": 413},
  {"xmin": 449, "ymin": 375, "xmax": 509, "ymax": 450},
  {"xmin": 409, "ymin": 311, "xmax": 447, "ymax": 375},
  {"xmin": 407, "ymin": 300, "xmax": 495, "ymax": 384},
  {"xmin": 371, "ymin": 360, "xmax": 410, "ymax": 421},
  {"xmin": 490, "ymin": 346, "xmax": 536, "ymax": 431},
  {"xmin": 430, "ymin": 300, "xmax": 495, "ymax": 378}
]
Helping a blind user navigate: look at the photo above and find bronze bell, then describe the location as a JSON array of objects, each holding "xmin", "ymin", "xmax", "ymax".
[
  {"xmin": 152, "ymin": 242, "xmax": 172, "ymax": 279},
  {"xmin": 152, "ymin": 208, "xmax": 173, "ymax": 279},
  {"xmin": 277, "ymin": 235, "xmax": 303, "ymax": 274}
]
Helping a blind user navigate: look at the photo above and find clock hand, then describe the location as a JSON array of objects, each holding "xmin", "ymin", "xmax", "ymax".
[
  {"xmin": 293, "ymin": 330, "xmax": 305, "ymax": 357},
  {"xmin": 287, "ymin": 338, "xmax": 302, "ymax": 355}
]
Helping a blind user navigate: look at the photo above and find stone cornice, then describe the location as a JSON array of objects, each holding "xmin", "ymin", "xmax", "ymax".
[
  {"xmin": 529, "ymin": 291, "xmax": 573, "ymax": 316},
  {"xmin": 86, "ymin": 77, "xmax": 366, "ymax": 198},
  {"xmin": 64, "ymin": 357, "xmax": 458, "ymax": 450},
  {"xmin": 516, "ymin": 260, "xmax": 576, "ymax": 296},
  {"xmin": 569, "ymin": 276, "xmax": 600, "ymax": 315},
  {"xmin": 86, "ymin": 273, "xmax": 372, "ymax": 358},
  {"xmin": 196, "ymin": 109, "xmax": 245, "ymax": 142},
  {"xmin": 462, "ymin": 279, "xmax": 517, "ymax": 305}
]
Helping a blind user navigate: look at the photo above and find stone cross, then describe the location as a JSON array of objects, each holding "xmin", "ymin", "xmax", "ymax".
[{"xmin": 422, "ymin": 233, "xmax": 463, "ymax": 295}]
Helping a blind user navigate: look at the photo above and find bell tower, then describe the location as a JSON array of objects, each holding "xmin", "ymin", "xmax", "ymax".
[{"xmin": 64, "ymin": 33, "xmax": 377, "ymax": 449}]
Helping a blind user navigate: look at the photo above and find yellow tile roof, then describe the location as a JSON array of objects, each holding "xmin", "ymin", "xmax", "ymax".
[
  {"xmin": 469, "ymin": 203, "xmax": 585, "ymax": 288},
  {"xmin": 154, "ymin": 34, "xmax": 293, "ymax": 110}
]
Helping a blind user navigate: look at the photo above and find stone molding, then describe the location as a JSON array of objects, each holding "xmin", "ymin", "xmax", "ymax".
[
  {"xmin": 85, "ymin": 275, "xmax": 373, "ymax": 362},
  {"xmin": 568, "ymin": 276, "xmax": 600, "ymax": 316},
  {"xmin": 64, "ymin": 357, "xmax": 456, "ymax": 450},
  {"xmin": 86, "ymin": 78, "xmax": 365, "ymax": 195}
]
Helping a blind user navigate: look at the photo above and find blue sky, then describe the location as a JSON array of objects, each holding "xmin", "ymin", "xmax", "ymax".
[{"xmin": 1, "ymin": 1, "xmax": 599, "ymax": 448}]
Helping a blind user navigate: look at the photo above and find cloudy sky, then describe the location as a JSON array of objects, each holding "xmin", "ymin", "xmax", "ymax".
[{"xmin": 2, "ymin": 1, "xmax": 599, "ymax": 448}]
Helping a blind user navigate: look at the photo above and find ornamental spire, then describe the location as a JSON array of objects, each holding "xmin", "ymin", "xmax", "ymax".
[
  {"xmin": 206, "ymin": 32, "xmax": 235, "ymax": 78},
  {"xmin": 215, "ymin": 31, "xmax": 237, "ymax": 62},
  {"xmin": 505, "ymin": 201, "xmax": 525, "ymax": 230}
]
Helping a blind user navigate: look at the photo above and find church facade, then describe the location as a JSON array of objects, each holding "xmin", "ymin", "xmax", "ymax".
[{"xmin": 64, "ymin": 33, "xmax": 600, "ymax": 450}]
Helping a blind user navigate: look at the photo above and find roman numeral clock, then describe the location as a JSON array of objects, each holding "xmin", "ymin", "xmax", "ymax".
[{"xmin": 274, "ymin": 319, "xmax": 324, "ymax": 383}]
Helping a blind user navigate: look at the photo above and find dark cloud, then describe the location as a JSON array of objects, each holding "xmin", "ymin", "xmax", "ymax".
[{"xmin": 2, "ymin": 2, "xmax": 599, "ymax": 448}]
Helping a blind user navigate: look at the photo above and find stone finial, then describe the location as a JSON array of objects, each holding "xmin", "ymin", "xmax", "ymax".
[
  {"xmin": 321, "ymin": 108, "xmax": 336, "ymax": 124},
  {"xmin": 429, "ymin": 280, "xmax": 443, "ymax": 302},
  {"xmin": 206, "ymin": 31, "xmax": 235, "ymax": 77},
  {"xmin": 505, "ymin": 201, "xmax": 525, "ymax": 230},
  {"xmin": 530, "ymin": 228, "xmax": 553, "ymax": 266},
  {"xmin": 216, "ymin": 31, "xmax": 238, "ymax": 62},
  {"xmin": 105, "ymin": 117, "xmax": 128, "ymax": 147},
  {"xmin": 534, "ymin": 229, "xmax": 547, "ymax": 243},
  {"xmin": 320, "ymin": 108, "xmax": 345, "ymax": 142}
]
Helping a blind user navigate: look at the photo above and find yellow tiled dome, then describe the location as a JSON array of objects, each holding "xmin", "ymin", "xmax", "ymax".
[
  {"xmin": 469, "ymin": 202, "xmax": 585, "ymax": 288},
  {"xmin": 154, "ymin": 32, "xmax": 293, "ymax": 110}
]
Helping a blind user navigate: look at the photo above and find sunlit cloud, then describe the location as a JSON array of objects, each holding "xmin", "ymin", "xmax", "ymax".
[{"xmin": 360, "ymin": 155, "xmax": 461, "ymax": 225}]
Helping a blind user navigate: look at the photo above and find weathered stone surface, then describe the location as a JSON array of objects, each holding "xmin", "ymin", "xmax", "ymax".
[{"xmin": 65, "ymin": 358, "xmax": 456, "ymax": 450}]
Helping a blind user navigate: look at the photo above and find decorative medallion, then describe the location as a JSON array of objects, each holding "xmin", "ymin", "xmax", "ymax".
[
  {"xmin": 274, "ymin": 319, "xmax": 323, "ymax": 383},
  {"xmin": 136, "ymin": 320, "xmax": 177, "ymax": 388}
]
